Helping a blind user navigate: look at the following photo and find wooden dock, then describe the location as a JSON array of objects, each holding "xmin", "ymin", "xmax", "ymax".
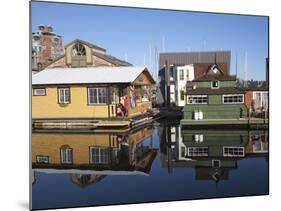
[
  {"xmin": 32, "ymin": 112, "xmax": 153, "ymax": 130},
  {"xmin": 181, "ymin": 117, "xmax": 268, "ymax": 129}
]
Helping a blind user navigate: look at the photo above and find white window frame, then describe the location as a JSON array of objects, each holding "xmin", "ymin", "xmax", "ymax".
[
  {"xmin": 180, "ymin": 90, "xmax": 185, "ymax": 101},
  {"xmin": 211, "ymin": 80, "xmax": 220, "ymax": 89},
  {"xmin": 223, "ymin": 147, "xmax": 245, "ymax": 157},
  {"xmin": 90, "ymin": 147, "xmax": 110, "ymax": 164},
  {"xmin": 212, "ymin": 159, "xmax": 221, "ymax": 168},
  {"xmin": 187, "ymin": 147, "xmax": 208, "ymax": 157},
  {"xmin": 187, "ymin": 95, "xmax": 208, "ymax": 104},
  {"xmin": 36, "ymin": 155, "xmax": 49, "ymax": 164},
  {"xmin": 33, "ymin": 88, "xmax": 46, "ymax": 96},
  {"xmin": 222, "ymin": 94, "xmax": 244, "ymax": 104},
  {"xmin": 60, "ymin": 148, "xmax": 73, "ymax": 164},
  {"xmin": 58, "ymin": 88, "xmax": 70, "ymax": 104},
  {"xmin": 88, "ymin": 87, "xmax": 108, "ymax": 105},
  {"xmin": 179, "ymin": 69, "xmax": 184, "ymax": 80}
]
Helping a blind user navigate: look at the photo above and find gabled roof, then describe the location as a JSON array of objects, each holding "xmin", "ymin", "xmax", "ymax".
[
  {"xmin": 32, "ymin": 66, "xmax": 154, "ymax": 85},
  {"xmin": 207, "ymin": 64, "xmax": 223, "ymax": 75},
  {"xmin": 64, "ymin": 38, "xmax": 106, "ymax": 52}
]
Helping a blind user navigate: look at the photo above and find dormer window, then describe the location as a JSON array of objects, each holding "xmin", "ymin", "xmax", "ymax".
[
  {"xmin": 72, "ymin": 43, "xmax": 87, "ymax": 67},
  {"xmin": 72, "ymin": 43, "xmax": 86, "ymax": 56},
  {"xmin": 208, "ymin": 64, "xmax": 222, "ymax": 75},
  {"xmin": 212, "ymin": 80, "xmax": 219, "ymax": 89}
]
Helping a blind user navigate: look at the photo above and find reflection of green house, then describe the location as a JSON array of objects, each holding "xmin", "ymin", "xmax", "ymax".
[
  {"xmin": 181, "ymin": 62, "xmax": 248, "ymax": 126},
  {"xmin": 181, "ymin": 130, "xmax": 249, "ymax": 160}
]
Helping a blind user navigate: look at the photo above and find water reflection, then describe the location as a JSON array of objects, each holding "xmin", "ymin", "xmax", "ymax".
[
  {"xmin": 32, "ymin": 125, "xmax": 157, "ymax": 187},
  {"xmin": 32, "ymin": 123, "xmax": 268, "ymax": 209},
  {"xmin": 159, "ymin": 126, "xmax": 268, "ymax": 182}
]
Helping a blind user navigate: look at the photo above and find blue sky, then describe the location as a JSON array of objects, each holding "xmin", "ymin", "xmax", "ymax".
[{"xmin": 31, "ymin": 1, "xmax": 268, "ymax": 80}]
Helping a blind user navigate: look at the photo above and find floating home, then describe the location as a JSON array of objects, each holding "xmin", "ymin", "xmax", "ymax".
[
  {"xmin": 159, "ymin": 127, "xmax": 268, "ymax": 181},
  {"xmin": 32, "ymin": 66, "xmax": 155, "ymax": 129},
  {"xmin": 158, "ymin": 51, "xmax": 231, "ymax": 107},
  {"xmin": 32, "ymin": 125, "xmax": 157, "ymax": 182},
  {"xmin": 180, "ymin": 62, "xmax": 268, "ymax": 128}
]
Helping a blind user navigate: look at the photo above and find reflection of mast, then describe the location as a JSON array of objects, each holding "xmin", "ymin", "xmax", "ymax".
[{"xmin": 166, "ymin": 126, "xmax": 172, "ymax": 174}]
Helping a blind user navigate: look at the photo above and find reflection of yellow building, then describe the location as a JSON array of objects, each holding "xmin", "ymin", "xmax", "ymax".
[{"xmin": 32, "ymin": 126, "xmax": 157, "ymax": 175}]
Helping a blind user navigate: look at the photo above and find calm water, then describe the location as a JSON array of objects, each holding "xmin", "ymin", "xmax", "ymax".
[{"xmin": 31, "ymin": 122, "xmax": 269, "ymax": 210}]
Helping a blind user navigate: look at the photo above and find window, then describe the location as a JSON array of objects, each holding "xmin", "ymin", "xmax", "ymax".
[
  {"xmin": 187, "ymin": 95, "xmax": 208, "ymax": 104},
  {"xmin": 180, "ymin": 90, "xmax": 185, "ymax": 101},
  {"xmin": 223, "ymin": 94, "xmax": 244, "ymax": 104},
  {"xmin": 179, "ymin": 69, "xmax": 184, "ymax": 80},
  {"xmin": 141, "ymin": 85, "xmax": 150, "ymax": 102},
  {"xmin": 58, "ymin": 88, "xmax": 70, "ymax": 104},
  {"xmin": 33, "ymin": 35, "xmax": 40, "ymax": 41},
  {"xmin": 90, "ymin": 147, "xmax": 110, "ymax": 164},
  {"xmin": 193, "ymin": 134, "xmax": 204, "ymax": 142},
  {"xmin": 212, "ymin": 160, "xmax": 221, "ymax": 168},
  {"xmin": 186, "ymin": 69, "xmax": 189, "ymax": 80},
  {"xmin": 72, "ymin": 43, "xmax": 87, "ymax": 67},
  {"xmin": 181, "ymin": 146, "xmax": 186, "ymax": 157},
  {"xmin": 187, "ymin": 147, "xmax": 208, "ymax": 157},
  {"xmin": 223, "ymin": 147, "xmax": 244, "ymax": 157},
  {"xmin": 72, "ymin": 43, "xmax": 86, "ymax": 56},
  {"xmin": 33, "ymin": 88, "xmax": 46, "ymax": 96},
  {"xmin": 211, "ymin": 80, "xmax": 219, "ymax": 89},
  {"xmin": 88, "ymin": 87, "xmax": 108, "ymax": 104},
  {"xmin": 169, "ymin": 67, "xmax": 174, "ymax": 79},
  {"xmin": 60, "ymin": 147, "xmax": 73, "ymax": 164},
  {"xmin": 36, "ymin": 156, "xmax": 49, "ymax": 164},
  {"xmin": 38, "ymin": 25, "xmax": 44, "ymax": 30}
]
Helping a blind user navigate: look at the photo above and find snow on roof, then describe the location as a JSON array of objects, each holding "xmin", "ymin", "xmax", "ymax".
[{"xmin": 32, "ymin": 66, "xmax": 147, "ymax": 85}]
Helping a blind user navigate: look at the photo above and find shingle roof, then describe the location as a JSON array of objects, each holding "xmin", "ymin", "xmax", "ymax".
[{"xmin": 32, "ymin": 66, "xmax": 152, "ymax": 85}]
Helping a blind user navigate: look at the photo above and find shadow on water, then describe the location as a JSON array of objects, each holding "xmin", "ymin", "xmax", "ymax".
[{"xmin": 31, "ymin": 120, "xmax": 268, "ymax": 210}]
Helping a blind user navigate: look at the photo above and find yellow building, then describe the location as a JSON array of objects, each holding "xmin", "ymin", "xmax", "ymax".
[
  {"xmin": 32, "ymin": 126, "xmax": 157, "ymax": 177},
  {"xmin": 32, "ymin": 66, "xmax": 155, "ymax": 124}
]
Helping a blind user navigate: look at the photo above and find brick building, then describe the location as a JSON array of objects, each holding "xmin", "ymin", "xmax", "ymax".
[{"xmin": 32, "ymin": 25, "xmax": 64, "ymax": 73}]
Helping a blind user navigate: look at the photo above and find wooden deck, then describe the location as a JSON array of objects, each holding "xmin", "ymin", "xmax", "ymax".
[
  {"xmin": 32, "ymin": 112, "xmax": 153, "ymax": 130},
  {"xmin": 181, "ymin": 118, "xmax": 268, "ymax": 129}
]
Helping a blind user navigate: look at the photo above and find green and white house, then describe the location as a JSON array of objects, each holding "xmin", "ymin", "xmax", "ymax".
[{"xmin": 181, "ymin": 63, "xmax": 249, "ymax": 126}]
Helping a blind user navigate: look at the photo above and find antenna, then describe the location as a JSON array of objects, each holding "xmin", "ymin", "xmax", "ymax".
[
  {"xmin": 143, "ymin": 54, "xmax": 146, "ymax": 66},
  {"xmin": 214, "ymin": 52, "xmax": 217, "ymax": 64},
  {"xmin": 244, "ymin": 52, "xmax": 248, "ymax": 87},
  {"xmin": 235, "ymin": 54, "xmax": 238, "ymax": 76},
  {"xmin": 149, "ymin": 44, "xmax": 152, "ymax": 72},
  {"xmin": 203, "ymin": 39, "xmax": 206, "ymax": 51},
  {"xmin": 162, "ymin": 36, "xmax": 165, "ymax": 52},
  {"xmin": 124, "ymin": 53, "xmax": 128, "ymax": 62},
  {"xmin": 155, "ymin": 46, "xmax": 158, "ymax": 81}
]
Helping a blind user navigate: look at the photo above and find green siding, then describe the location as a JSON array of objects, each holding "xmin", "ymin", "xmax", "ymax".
[
  {"xmin": 196, "ymin": 81, "xmax": 236, "ymax": 88},
  {"xmin": 183, "ymin": 104, "xmax": 248, "ymax": 120},
  {"xmin": 208, "ymin": 95, "xmax": 221, "ymax": 104}
]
